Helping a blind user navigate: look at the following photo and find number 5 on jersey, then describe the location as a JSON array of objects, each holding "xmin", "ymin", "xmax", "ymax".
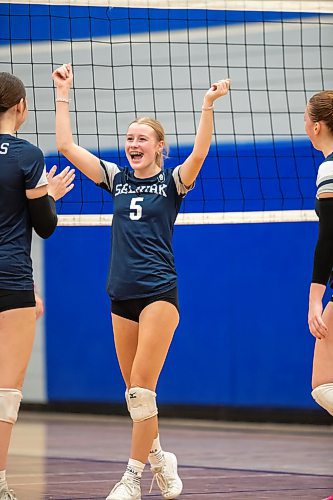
[{"xmin": 130, "ymin": 197, "xmax": 144, "ymax": 220}]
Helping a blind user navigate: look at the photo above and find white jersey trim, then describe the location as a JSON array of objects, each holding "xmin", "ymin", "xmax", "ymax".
[
  {"xmin": 316, "ymin": 160, "xmax": 333, "ymax": 197},
  {"xmin": 172, "ymin": 165, "xmax": 195, "ymax": 196},
  {"xmin": 99, "ymin": 160, "xmax": 121, "ymax": 192},
  {"xmin": 35, "ymin": 166, "xmax": 48, "ymax": 188}
]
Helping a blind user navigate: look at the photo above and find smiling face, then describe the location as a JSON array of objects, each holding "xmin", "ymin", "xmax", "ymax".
[{"xmin": 125, "ymin": 122, "xmax": 164, "ymax": 176}]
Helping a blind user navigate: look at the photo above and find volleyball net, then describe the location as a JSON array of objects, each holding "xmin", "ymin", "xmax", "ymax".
[{"xmin": 1, "ymin": 0, "xmax": 332, "ymax": 224}]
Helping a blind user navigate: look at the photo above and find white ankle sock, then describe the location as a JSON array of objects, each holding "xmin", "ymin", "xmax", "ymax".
[
  {"xmin": 0, "ymin": 470, "xmax": 6, "ymax": 483},
  {"xmin": 149, "ymin": 434, "xmax": 165, "ymax": 467},
  {"xmin": 124, "ymin": 458, "xmax": 145, "ymax": 485}
]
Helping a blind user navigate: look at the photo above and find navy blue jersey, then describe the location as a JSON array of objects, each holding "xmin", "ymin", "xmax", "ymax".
[
  {"xmin": 98, "ymin": 161, "xmax": 192, "ymax": 300},
  {"xmin": 0, "ymin": 134, "xmax": 47, "ymax": 290}
]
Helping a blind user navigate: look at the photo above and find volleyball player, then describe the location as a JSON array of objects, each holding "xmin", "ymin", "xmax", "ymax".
[
  {"xmin": 52, "ymin": 62, "xmax": 230, "ymax": 500},
  {"xmin": 0, "ymin": 72, "xmax": 75, "ymax": 500},
  {"xmin": 305, "ymin": 91, "xmax": 333, "ymax": 500}
]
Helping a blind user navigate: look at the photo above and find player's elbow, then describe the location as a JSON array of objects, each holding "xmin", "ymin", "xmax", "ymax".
[
  {"xmin": 28, "ymin": 195, "xmax": 58, "ymax": 239},
  {"xmin": 57, "ymin": 143, "xmax": 69, "ymax": 155},
  {"xmin": 34, "ymin": 220, "xmax": 57, "ymax": 239},
  {"xmin": 57, "ymin": 140, "xmax": 74, "ymax": 155}
]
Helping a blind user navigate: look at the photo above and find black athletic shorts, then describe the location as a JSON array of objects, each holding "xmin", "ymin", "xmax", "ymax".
[
  {"xmin": 111, "ymin": 286, "xmax": 179, "ymax": 323},
  {"xmin": 0, "ymin": 289, "xmax": 36, "ymax": 313}
]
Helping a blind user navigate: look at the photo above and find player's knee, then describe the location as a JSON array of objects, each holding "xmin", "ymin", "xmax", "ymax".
[
  {"xmin": 125, "ymin": 388, "xmax": 130, "ymax": 413},
  {"xmin": 311, "ymin": 383, "xmax": 333, "ymax": 416},
  {"xmin": 0, "ymin": 388, "xmax": 22, "ymax": 424},
  {"xmin": 127, "ymin": 386, "xmax": 158, "ymax": 422}
]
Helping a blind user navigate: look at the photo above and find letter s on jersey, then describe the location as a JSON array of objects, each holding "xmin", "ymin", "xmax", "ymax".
[{"xmin": 0, "ymin": 143, "xmax": 9, "ymax": 155}]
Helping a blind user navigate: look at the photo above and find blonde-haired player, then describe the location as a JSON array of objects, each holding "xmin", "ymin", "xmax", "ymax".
[{"xmin": 53, "ymin": 63, "xmax": 230, "ymax": 500}]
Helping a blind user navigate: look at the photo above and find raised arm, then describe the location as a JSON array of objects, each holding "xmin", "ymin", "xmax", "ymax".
[
  {"xmin": 179, "ymin": 79, "xmax": 230, "ymax": 187},
  {"xmin": 52, "ymin": 63, "xmax": 103, "ymax": 184}
]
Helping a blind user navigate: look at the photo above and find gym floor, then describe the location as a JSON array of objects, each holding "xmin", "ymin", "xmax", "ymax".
[{"xmin": 7, "ymin": 412, "xmax": 333, "ymax": 499}]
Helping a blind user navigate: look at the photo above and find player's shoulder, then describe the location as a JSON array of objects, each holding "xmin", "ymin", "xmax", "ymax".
[
  {"xmin": 98, "ymin": 159, "xmax": 123, "ymax": 192},
  {"xmin": 160, "ymin": 165, "xmax": 178, "ymax": 181},
  {"xmin": 316, "ymin": 154, "xmax": 333, "ymax": 198},
  {"xmin": 100, "ymin": 159, "xmax": 122, "ymax": 173},
  {"xmin": 16, "ymin": 138, "xmax": 44, "ymax": 163},
  {"xmin": 320, "ymin": 152, "xmax": 333, "ymax": 166},
  {"xmin": 317, "ymin": 154, "xmax": 333, "ymax": 178},
  {"xmin": 170, "ymin": 165, "xmax": 180, "ymax": 175}
]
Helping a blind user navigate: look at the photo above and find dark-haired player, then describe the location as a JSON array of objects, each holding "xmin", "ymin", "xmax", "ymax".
[{"xmin": 0, "ymin": 72, "xmax": 75, "ymax": 500}]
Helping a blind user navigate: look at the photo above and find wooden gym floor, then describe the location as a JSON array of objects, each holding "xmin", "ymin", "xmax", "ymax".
[{"xmin": 7, "ymin": 412, "xmax": 333, "ymax": 499}]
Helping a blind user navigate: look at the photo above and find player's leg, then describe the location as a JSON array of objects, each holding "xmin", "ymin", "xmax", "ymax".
[
  {"xmin": 111, "ymin": 312, "xmax": 139, "ymax": 388},
  {"xmin": 312, "ymin": 305, "xmax": 333, "ymax": 499},
  {"xmin": 129, "ymin": 300, "xmax": 179, "ymax": 460},
  {"xmin": 311, "ymin": 300, "xmax": 333, "ymax": 416},
  {"xmin": 107, "ymin": 298, "xmax": 181, "ymax": 500},
  {"xmin": 107, "ymin": 313, "xmax": 141, "ymax": 500},
  {"xmin": 129, "ymin": 300, "xmax": 182, "ymax": 499},
  {"xmin": 0, "ymin": 307, "xmax": 36, "ymax": 499}
]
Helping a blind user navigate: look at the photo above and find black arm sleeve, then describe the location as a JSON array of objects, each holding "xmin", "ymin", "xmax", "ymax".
[
  {"xmin": 312, "ymin": 198, "xmax": 333, "ymax": 285},
  {"xmin": 27, "ymin": 194, "xmax": 58, "ymax": 239}
]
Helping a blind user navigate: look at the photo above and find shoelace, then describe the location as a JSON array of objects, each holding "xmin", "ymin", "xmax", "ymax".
[
  {"xmin": 1, "ymin": 491, "xmax": 17, "ymax": 500},
  {"xmin": 110, "ymin": 476, "xmax": 137, "ymax": 496},
  {"xmin": 149, "ymin": 466, "xmax": 168, "ymax": 494}
]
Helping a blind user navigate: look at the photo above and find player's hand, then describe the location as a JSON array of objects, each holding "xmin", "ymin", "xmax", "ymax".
[
  {"xmin": 308, "ymin": 299, "xmax": 328, "ymax": 339},
  {"xmin": 203, "ymin": 79, "xmax": 231, "ymax": 107},
  {"xmin": 34, "ymin": 291, "xmax": 44, "ymax": 320},
  {"xmin": 47, "ymin": 165, "xmax": 75, "ymax": 201},
  {"xmin": 52, "ymin": 63, "xmax": 73, "ymax": 90}
]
